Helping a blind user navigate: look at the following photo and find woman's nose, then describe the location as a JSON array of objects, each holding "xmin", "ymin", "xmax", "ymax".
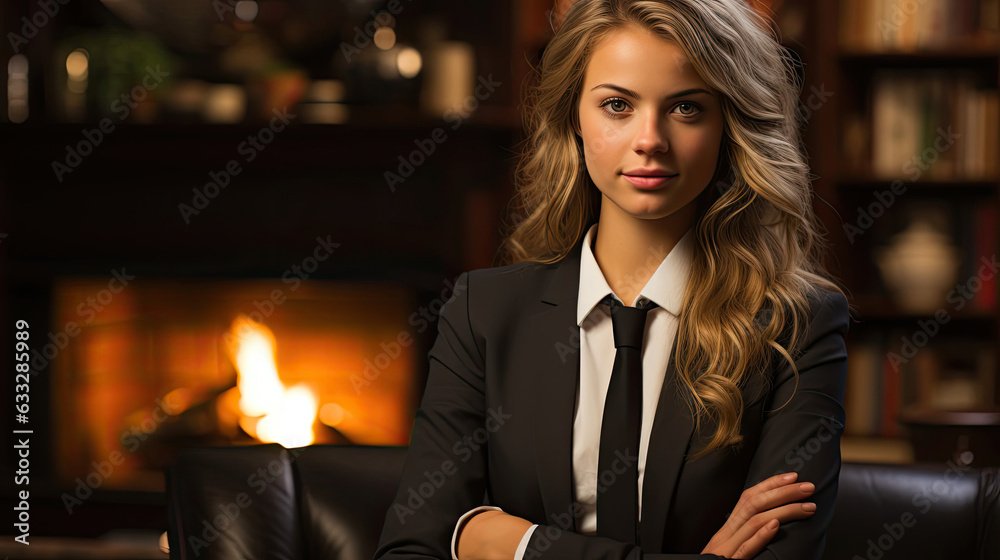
[{"xmin": 631, "ymin": 111, "xmax": 668, "ymax": 155}]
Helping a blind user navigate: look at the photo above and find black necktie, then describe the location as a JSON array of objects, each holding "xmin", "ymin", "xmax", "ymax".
[{"xmin": 596, "ymin": 294, "xmax": 658, "ymax": 544}]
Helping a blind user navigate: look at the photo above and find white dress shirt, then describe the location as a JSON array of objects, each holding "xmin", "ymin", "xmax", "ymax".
[{"xmin": 450, "ymin": 222, "xmax": 695, "ymax": 560}]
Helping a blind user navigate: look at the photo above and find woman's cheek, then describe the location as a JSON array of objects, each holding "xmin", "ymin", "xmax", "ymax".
[{"xmin": 583, "ymin": 136, "xmax": 619, "ymax": 178}]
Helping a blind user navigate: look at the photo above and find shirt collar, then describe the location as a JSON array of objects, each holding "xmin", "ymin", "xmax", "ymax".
[{"xmin": 576, "ymin": 222, "xmax": 695, "ymax": 326}]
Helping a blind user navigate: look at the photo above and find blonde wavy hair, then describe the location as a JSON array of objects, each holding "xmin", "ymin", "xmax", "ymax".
[{"xmin": 500, "ymin": 0, "xmax": 850, "ymax": 459}]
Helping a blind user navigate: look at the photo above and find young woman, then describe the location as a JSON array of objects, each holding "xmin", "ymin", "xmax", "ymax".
[{"xmin": 375, "ymin": 1, "xmax": 852, "ymax": 559}]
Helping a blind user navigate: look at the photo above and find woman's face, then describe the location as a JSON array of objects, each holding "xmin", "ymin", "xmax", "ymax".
[{"xmin": 577, "ymin": 24, "xmax": 725, "ymax": 222}]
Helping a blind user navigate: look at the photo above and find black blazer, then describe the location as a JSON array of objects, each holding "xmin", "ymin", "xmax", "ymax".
[{"xmin": 374, "ymin": 239, "xmax": 850, "ymax": 560}]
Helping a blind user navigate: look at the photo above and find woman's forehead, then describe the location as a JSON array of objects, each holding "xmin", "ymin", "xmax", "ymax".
[{"xmin": 583, "ymin": 27, "xmax": 711, "ymax": 96}]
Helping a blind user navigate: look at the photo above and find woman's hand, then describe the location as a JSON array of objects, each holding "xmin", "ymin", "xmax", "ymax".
[
  {"xmin": 701, "ymin": 471, "xmax": 817, "ymax": 559},
  {"xmin": 456, "ymin": 510, "xmax": 534, "ymax": 560}
]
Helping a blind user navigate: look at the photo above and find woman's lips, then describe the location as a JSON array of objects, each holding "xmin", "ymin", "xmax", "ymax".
[{"xmin": 622, "ymin": 173, "xmax": 678, "ymax": 189}]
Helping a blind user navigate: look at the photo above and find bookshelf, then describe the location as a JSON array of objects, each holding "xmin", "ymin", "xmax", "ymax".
[{"xmin": 801, "ymin": 0, "xmax": 1000, "ymax": 464}]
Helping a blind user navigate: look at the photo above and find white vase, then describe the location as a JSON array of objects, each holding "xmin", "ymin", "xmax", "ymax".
[{"xmin": 875, "ymin": 217, "xmax": 961, "ymax": 314}]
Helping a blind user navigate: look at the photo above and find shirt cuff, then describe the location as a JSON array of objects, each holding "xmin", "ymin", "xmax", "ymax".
[
  {"xmin": 451, "ymin": 505, "xmax": 503, "ymax": 560},
  {"xmin": 513, "ymin": 525, "xmax": 539, "ymax": 560}
]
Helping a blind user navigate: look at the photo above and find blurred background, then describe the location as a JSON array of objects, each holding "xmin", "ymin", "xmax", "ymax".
[{"xmin": 0, "ymin": 0, "xmax": 998, "ymax": 557}]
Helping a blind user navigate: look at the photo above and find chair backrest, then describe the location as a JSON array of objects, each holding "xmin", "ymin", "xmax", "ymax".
[
  {"xmin": 166, "ymin": 443, "xmax": 408, "ymax": 560},
  {"xmin": 167, "ymin": 445, "xmax": 999, "ymax": 560},
  {"xmin": 823, "ymin": 462, "xmax": 999, "ymax": 560},
  {"xmin": 166, "ymin": 444, "xmax": 305, "ymax": 560},
  {"xmin": 294, "ymin": 445, "xmax": 408, "ymax": 560}
]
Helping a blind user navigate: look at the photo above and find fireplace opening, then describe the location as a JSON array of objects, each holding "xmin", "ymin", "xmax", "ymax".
[{"xmin": 48, "ymin": 276, "xmax": 421, "ymax": 492}]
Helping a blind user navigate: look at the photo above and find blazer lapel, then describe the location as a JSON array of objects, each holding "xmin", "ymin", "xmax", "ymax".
[
  {"xmin": 528, "ymin": 243, "xmax": 582, "ymax": 533},
  {"xmin": 640, "ymin": 335, "xmax": 695, "ymax": 552},
  {"xmin": 525, "ymin": 239, "xmax": 696, "ymax": 550}
]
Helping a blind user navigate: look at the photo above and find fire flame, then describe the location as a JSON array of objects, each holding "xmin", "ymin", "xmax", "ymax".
[{"xmin": 225, "ymin": 315, "xmax": 318, "ymax": 447}]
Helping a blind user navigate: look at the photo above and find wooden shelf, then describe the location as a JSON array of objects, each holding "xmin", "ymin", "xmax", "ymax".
[
  {"xmin": 838, "ymin": 46, "xmax": 1000, "ymax": 63},
  {"xmin": 900, "ymin": 407, "xmax": 1000, "ymax": 425},
  {"xmin": 849, "ymin": 293, "xmax": 996, "ymax": 322},
  {"xmin": 841, "ymin": 435, "xmax": 914, "ymax": 464},
  {"xmin": 835, "ymin": 177, "xmax": 1000, "ymax": 191},
  {"xmin": 804, "ymin": 0, "xmax": 1000, "ymax": 441},
  {"xmin": 0, "ymin": 103, "xmax": 524, "ymax": 132},
  {"xmin": 851, "ymin": 307, "xmax": 997, "ymax": 323},
  {"xmin": 0, "ymin": 534, "xmax": 165, "ymax": 559}
]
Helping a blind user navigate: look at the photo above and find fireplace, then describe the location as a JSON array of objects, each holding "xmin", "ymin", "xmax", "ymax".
[{"xmin": 47, "ymin": 274, "xmax": 423, "ymax": 492}]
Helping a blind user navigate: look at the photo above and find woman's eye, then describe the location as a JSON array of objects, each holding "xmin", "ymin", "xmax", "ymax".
[
  {"xmin": 599, "ymin": 98, "xmax": 701, "ymax": 119},
  {"xmin": 674, "ymin": 102, "xmax": 700, "ymax": 116},
  {"xmin": 599, "ymin": 97, "xmax": 630, "ymax": 117}
]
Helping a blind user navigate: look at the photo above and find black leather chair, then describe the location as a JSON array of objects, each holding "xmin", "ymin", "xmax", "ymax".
[{"xmin": 165, "ymin": 444, "xmax": 1000, "ymax": 560}]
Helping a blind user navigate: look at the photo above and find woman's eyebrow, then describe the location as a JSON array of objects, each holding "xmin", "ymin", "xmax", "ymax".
[{"xmin": 589, "ymin": 84, "xmax": 713, "ymax": 100}]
